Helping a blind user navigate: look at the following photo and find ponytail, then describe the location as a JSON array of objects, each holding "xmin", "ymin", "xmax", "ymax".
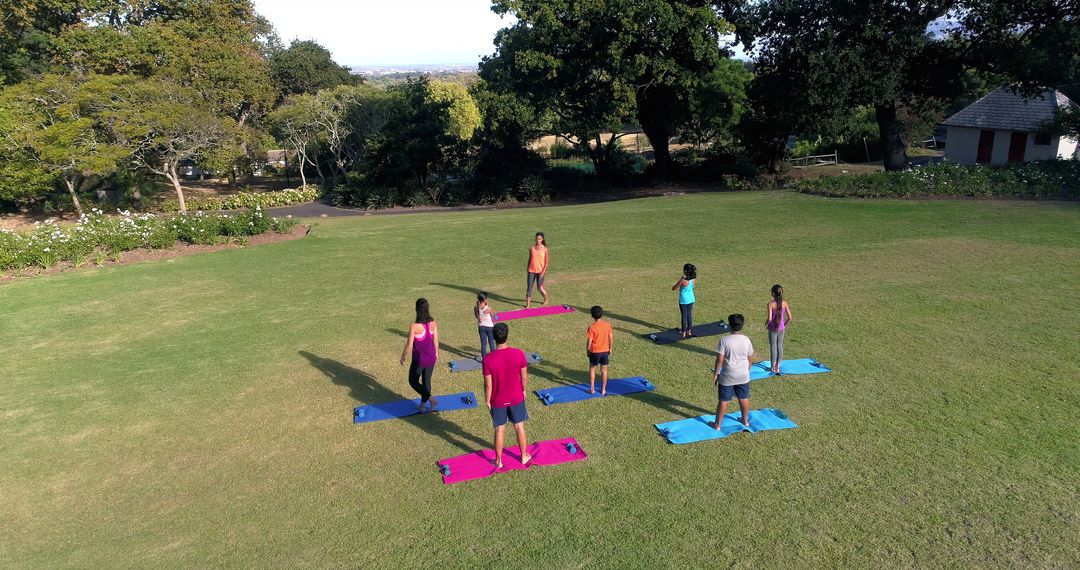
[{"xmin": 770, "ymin": 284, "xmax": 784, "ymax": 325}]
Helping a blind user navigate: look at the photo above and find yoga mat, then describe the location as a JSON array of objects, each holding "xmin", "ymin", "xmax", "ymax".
[
  {"xmin": 493, "ymin": 304, "xmax": 576, "ymax": 322},
  {"xmin": 646, "ymin": 320, "xmax": 730, "ymax": 344},
  {"xmin": 654, "ymin": 408, "xmax": 797, "ymax": 444},
  {"xmin": 749, "ymin": 358, "xmax": 831, "ymax": 381},
  {"xmin": 437, "ymin": 437, "xmax": 587, "ymax": 484},
  {"xmin": 449, "ymin": 351, "xmax": 543, "ymax": 373},
  {"xmin": 535, "ymin": 376, "xmax": 656, "ymax": 405},
  {"xmin": 353, "ymin": 392, "xmax": 478, "ymax": 424}
]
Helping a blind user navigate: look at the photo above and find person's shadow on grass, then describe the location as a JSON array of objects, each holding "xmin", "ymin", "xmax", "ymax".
[
  {"xmin": 384, "ymin": 328, "xmax": 478, "ymax": 361},
  {"xmin": 528, "ymin": 357, "xmax": 713, "ymax": 418},
  {"xmin": 428, "ymin": 282, "xmax": 523, "ymax": 307},
  {"xmin": 299, "ymin": 351, "xmax": 489, "ymax": 454}
]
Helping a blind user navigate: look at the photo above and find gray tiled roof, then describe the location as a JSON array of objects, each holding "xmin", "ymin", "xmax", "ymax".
[{"xmin": 942, "ymin": 87, "xmax": 1075, "ymax": 132}]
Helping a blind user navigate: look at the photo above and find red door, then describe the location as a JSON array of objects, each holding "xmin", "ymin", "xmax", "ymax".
[
  {"xmin": 1007, "ymin": 132, "xmax": 1027, "ymax": 163},
  {"xmin": 976, "ymin": 130, "xmax": 995, "ymax": 164}
]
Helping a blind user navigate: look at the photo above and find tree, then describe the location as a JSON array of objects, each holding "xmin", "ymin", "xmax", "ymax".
[
  {"xmin": 267, "ymin": 94, "xmax": 323, "ymax": 189},
  {"xmin": 366, "ymin": 77, "xmax": 473, "ymax": 203},
  {"xmin": 111, "ymin": 79, "xmax": 240, "ymax": 212},
  {"xmin": 481, "ymin": 0, "xmax": 740, "ymax": 179},
  {"xmin": 270, "ymin": 39, "xmax": 359, "ymax": 100},
  {"xmin": 0, "ymin": 74, "xmax": 132, "ymax": 214}
]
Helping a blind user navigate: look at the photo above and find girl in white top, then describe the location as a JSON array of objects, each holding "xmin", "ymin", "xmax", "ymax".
[{"xmin": 476, "ymin": 292, "xmax": 496, "ymax": 358}]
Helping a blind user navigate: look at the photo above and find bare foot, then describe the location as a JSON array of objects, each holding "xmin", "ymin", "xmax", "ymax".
[
  {"xmin": 713, "ymin": 420, "xmax": 723, "ymax": 430},
  {"xmin": 741, "ymin": 418, "xmax": 750, "ymax": 427},
  {"xmin": 601, "ymin": 391, "xmax": 606, "ymax": 396},
  {"xmin": 589, "ymin": 388, "xmax": 595, "ymax": 394},
  {"xmin": 521, "ymin": 452, "xmax": 533, "ymax": 465},
  {"xmin": 428, "ymin": 397, "xmax": 439, "ymax": 413},
  {"xmin": 494, "ymin": 460, "xmax": 504, "ymax": 470}
]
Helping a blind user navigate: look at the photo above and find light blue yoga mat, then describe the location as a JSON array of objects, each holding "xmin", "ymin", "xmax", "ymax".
[
  {"xmin": 749, "ymin": 358, "xmax": 831, "ymax": 381},
  {"xmin": 449, "ymin": 352, "xmax": 542, "ymax": 373},
  {"xmin": 535, "ymin": 376, "xmax": 656, "ymax": 406},
  {"xmin": 353, "ymin": 392, "xmax": 478, "ymax": 424},
  {"xmin": 654, "ymin": 408, "xmax": 798, "ymax": 444}
]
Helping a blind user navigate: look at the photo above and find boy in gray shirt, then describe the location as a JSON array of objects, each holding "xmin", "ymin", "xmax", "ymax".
[{"xmin": 712, "ymin": 313, "xmax": 756, "ymax": 429}]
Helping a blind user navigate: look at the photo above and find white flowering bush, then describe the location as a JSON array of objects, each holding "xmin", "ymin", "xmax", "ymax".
[
  {"xmin": 161, "ymin": 187, "xmax": 320, "ymax": 212},
  {"xmin": 794, "ymin": 160, "xmax": 1080, "ymax": 199},
  {"xmin": 1, "ymin": 206, "xmax": 298, "ymax": 272}
]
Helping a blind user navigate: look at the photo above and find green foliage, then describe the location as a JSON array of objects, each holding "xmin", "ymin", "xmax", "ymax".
[
  {"xmin": 364, "ymin": 77, "xmax": 472, "ymax": 202},
  {"xmin": 793, "ymin": 160, "xmax": 1080, "ymax": 199},
  {"xmin": 482, "ymin": 0, "xmax": 739, "ymax": 178},
  {"xmin": 271, "ymin": 216, "xmax": 298, "ymax": 233},
  {"xmin": 0, "ymin": 74, "xmax": 136, "ymax": 211},
  {"xmin": 270, "ymin": 39, "xmax": 359, "ymax": 99},
  {"xmin": 161, "ymin": 187, "xmax": 319, "ymax": 212},
  {"xmin": 427, "ymin": 80, "xmax": 481, "ymax": 141},
  {"xmin": 0, "ymin": 206, "xmax": 290, "ymax": 272}
]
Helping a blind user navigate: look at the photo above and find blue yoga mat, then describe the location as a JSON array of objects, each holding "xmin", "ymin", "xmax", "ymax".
[
  {"xmin": 353, "ymin": 392, "xmax": 478, "ymax": 424},
  {"xmin": 449, "ymin": 352, "xmax": 542, "ymax": 373},
  {"xmin": 654, "ymin": 408, "xmax": 798, "ymax": 444},
  {"xmin": 534, "ymin": 376, "xmax": 656, "ymax": 406},
  {"xmin": 749, "ymin": 358, "xmax": 831, "ymax": 381}
]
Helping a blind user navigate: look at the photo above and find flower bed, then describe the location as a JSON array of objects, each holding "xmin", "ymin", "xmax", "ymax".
[
  {"xmin": 0, "ymin": 207, "xmax": 298, "ymax": 272},
  {"xmin": 793, "ymin": 160, "xmax": 1080, "ymax": 200},
  {"xmin": 161, "ymin": 187, "xmax": 320, "ymax": 212}
]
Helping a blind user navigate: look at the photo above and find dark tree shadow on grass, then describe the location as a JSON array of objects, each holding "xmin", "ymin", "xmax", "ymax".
[{"xmin": 300, "ymin": 351, "xmax": 489, "ymax": 454}]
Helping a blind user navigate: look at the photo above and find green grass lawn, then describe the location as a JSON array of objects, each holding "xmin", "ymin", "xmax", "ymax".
[{"xmin": 2, "ymin": 192, "xmax": 1078, "ymax": 568}]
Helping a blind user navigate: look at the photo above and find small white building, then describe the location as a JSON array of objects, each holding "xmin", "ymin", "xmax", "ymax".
[{"xmin": 942, "ymin": 87, "xmax": 1078, "ymax": 165}]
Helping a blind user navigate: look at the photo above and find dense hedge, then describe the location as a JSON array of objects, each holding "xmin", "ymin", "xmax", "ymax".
[
  {"xmin": 793, "ymin": 160, "xmax": 1080, "ymax": 199},
  {"xmin": 0, "ymin": 207, "xmax": 298, "ymax": 272},
  {"xmin": 161, "ymin": 187, "xmax": 320, "ymax": 212}
]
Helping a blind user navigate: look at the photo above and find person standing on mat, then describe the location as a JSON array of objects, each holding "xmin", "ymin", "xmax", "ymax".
[
  {"xmin": 766, "ymin": 284, "xmax": 793, "ymax": 374},
  {"xmin": 482, "ymin": 323, "xmax": 532, "ymax": 469},
  {"xmin": 672, "ymin": 263, "xmax": 696, "ymax": 337},
  {"xmin": 400, "ymin": 298, "xmax": 439, "ymax": 413},
  {"xmin": 586, "ymin": 305, "xmax": 614, "ymax": 395},
  {"xmin": 712, "ymin": 313, "xmax": 756, "ymax": 429},
  {"xmin": 525, "ymin": 232, "xmax": 549, "ymax": 308},
  {"xmin": 476, "ymin": 292, "xmax": 496, "ymax": 358}
]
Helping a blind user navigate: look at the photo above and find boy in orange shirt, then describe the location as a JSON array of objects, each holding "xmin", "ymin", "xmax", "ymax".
[{"xmin": 586, "ymin": 305, "xmax": 614, "ymax": 395}]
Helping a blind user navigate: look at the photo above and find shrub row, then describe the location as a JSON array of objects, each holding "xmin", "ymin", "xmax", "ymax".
[
  {"xmin": 161, "ymin": 187, "xmax": 320, "ymax": 212},
  {"xmin": 793, "ymin": 160, "xmax": 1080, "ymax": 199},
  {"xmin": 0, "ymin": 207, "xmax": 298, "ymax": 272}
]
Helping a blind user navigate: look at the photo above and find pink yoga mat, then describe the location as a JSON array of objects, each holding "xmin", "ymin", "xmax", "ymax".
[
  {"xmin": 437, "ymin": 437, "xmax": 587, "ymax": 485},
  {"xmin": 493, "ymin": 304, "xmax": 576, "ymax": 322}
]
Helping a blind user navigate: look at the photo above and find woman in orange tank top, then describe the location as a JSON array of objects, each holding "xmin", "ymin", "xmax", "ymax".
[{"xmin": 525, "ymin": 232, "xmax": 549, "ymax": 307}]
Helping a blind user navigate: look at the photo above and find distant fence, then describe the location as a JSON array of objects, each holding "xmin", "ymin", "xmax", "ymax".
[{"xmin": 789, "ymin": 151, "xmax": 839, "ymax": 168}]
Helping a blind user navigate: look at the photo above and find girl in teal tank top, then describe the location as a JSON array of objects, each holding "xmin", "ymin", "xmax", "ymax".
[{"xmin": 672, "ymin": 263, "xmax": 697, "ymax": 337}]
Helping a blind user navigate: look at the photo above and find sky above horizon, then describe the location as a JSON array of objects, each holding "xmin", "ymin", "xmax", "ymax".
[{"xmin": 252, "ymin": 0, "xmax": 511, "ymax": 66}]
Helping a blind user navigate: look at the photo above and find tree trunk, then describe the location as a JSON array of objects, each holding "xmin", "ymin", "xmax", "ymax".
[
  {"xmin": 875, "ymin": 101, "xmax": 909, "ymax": 171},
  {"xmin": 295, "ymin": 149, "xmax": 308, "ymax": 190},
  {"xmin": 636, "ymin": 87, "xmax": 674, "ymax": 180},
  {"xmin": 167, "ymin": 163, "xmax": 187, "ymax": 212},
  {"xmin": 767, "ymin": 140, "xmax": 787, "ymax": 174},
  {"xmin": 63, "ymin": 177, "xmax": 84, "ymax": 216}
]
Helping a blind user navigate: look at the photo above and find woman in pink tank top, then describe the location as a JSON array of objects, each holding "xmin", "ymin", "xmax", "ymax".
[
  {"xmin": 766, "ymin": 284, "xmax": 793, "ymax": 374},
  {"xmin": 400, "ymin": 298, "xmax": 439, "ymax": 412}
]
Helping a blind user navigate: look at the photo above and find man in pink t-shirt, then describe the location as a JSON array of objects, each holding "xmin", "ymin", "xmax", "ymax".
[{"xmin": 482, "ymin": 323, "xmax": 531, "ymax": 469}]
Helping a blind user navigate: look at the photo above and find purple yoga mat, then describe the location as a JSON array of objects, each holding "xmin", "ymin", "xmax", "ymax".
[
  {"xmin": 437, "ymin": 437, "xmax": 587, "ymax": 484},
  {"xmin": 493, "ymin": 304, "xmax": 576, "ymax": 322}
]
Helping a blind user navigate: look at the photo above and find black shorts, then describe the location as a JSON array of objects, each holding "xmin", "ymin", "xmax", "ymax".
[
  {"xmin": 718, "ymin": 383, "xmax": 750, "ymax": 402},
  {"xmin": 491, "ymin": 401, "xmax": 529, "ymax": 427},
  {"xmin": 588, "ymin": 351, "xmax": 610, "ymax": 366}
]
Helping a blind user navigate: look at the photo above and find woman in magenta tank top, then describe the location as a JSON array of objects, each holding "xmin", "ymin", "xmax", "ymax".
[
  {"xmin": 400, "ymin": 298, "xmax": 439, "ymax": 412},
  {"xmin": 766, "ymin": 284, "xmax": 793, "ymax": 374}
]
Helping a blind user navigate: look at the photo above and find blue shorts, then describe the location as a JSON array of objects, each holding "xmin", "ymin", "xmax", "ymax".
[
  {"xmin": 491, "ymin": 401, "xmax": 529, "ymax": 427},
  {"xmin": 588, "ymin": 351, "xmax": 610, "ymax": 366},
  {"xmin": 718, "ymin": 383, "xmax": 750, "ymax": 402}
]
